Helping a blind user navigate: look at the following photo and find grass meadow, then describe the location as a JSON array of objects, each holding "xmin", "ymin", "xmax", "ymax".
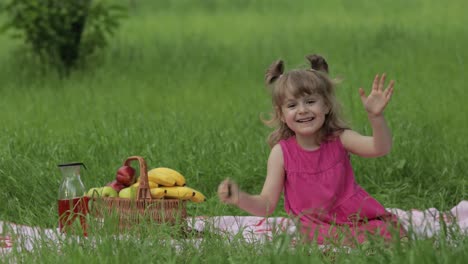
[{"xmin": 1, "ymin": 0, "xmax": 468, "ymax": 262}]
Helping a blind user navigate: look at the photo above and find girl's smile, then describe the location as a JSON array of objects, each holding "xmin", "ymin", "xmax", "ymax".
[{"xmin": 296, "ymin": 117, "xmax": 315, "ymax": 123}]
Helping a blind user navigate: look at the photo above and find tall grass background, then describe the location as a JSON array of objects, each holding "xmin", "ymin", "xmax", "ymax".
[{"xmin": 1, "ymin": 0, "xmax": 467, "ymax": 262}]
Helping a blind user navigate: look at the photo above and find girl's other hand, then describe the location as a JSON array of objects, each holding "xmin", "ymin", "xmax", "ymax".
[
  {"xmin": 217, "ymin": 178, "xmax": 239, "ymax": 205},
  {"xmin": 358, "ymin": 73, "xmax": 395, "ymax": 117}
]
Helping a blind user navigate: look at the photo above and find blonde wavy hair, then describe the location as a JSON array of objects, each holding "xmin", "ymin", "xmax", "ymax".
[{"xmin": 262, "ymin": 54, "xmax": 349, "ymax": 148}]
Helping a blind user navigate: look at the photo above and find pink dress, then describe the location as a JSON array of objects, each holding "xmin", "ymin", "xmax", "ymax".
[{"xmin": 279, "ymin": 136, "xmax": 403, "ymax": 245}]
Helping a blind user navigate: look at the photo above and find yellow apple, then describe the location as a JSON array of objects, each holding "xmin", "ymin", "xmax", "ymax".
[
  {"xmin": 119, "ymin": 187, "xmax": 136, "ymax": 199},
  {"xmin": 86, "ymin": 187, "xmax": 103, "ymax": 197},
  {"xmin": 101, "ymin": 186, "xmax": 118, "ymax": 197}
]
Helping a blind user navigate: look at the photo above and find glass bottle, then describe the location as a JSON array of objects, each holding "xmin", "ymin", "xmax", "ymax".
[{"xmin": 57, "ymin": 162, "xmax": 89, "ymax": 236}]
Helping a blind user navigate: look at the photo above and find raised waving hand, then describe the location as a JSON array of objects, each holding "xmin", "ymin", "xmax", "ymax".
[{"xmin": 358, "ymin": 74, "xmax": 394, "ymax": 117}]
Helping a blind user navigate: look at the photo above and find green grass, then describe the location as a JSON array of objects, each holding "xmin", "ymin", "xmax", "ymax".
[{"xmin": 1, "ymin": 0, "xmax": 468, "ymax": 262}]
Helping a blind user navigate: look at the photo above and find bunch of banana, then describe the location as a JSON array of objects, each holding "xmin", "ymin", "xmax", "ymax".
[
  {"xmin": 132, "ymin": 180, "xmax": 158, "ymax": 189},
  {"xmin": 148, "ymin": 167, "xmax": 186, "ymax": 186},
  {"xmin": 159, "ymin": 186, "xmax": 206, "ymax": 203},
  {"xmin": 132, "ymin": 176, "xmax": 165, "ymax": 199},
  {"xmin": 150, "ymin": 187, "xmax": 166, "ymax": 199},
  {"xmin": 188, "ymin": 188, "xmax": 207, "ymax": 203},
  {"xmin": 146, "ymin": 167, "xmax": 206, "ymax": 203}
]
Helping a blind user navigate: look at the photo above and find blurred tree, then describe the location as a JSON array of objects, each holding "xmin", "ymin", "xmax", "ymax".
[{"xmin": 0, "ymin": 0, "xmax": 126, "ymax": 76}]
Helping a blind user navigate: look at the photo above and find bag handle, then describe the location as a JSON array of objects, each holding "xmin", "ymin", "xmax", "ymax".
[{"xmin": 123, "ymin": 156, "xmax": 151, "ymax": 200}]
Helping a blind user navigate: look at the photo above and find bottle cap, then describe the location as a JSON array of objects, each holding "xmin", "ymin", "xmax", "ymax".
[{"xmin": 58, "ymin": 162, "xmax": 87, "ymax": 169}]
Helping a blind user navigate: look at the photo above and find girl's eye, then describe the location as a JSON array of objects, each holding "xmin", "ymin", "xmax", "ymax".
[
  {"xmin": 287, "ymin": 104, "xmax": 296, "ymax": 108},
  {"xmin": 306, "ymin": 100, "xmax": 315, "ymax": 104}
]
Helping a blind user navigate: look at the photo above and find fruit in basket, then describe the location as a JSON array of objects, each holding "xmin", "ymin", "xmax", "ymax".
[
  {"xmin": 107, "ymin": 180, "xmax": 126, "ymax": 192},
  {"xmin": 101, "ymin": 186, "xmax": 118, "ymax": 197},
  {"xmin": 160, "ymin": 186, "xmax": 195, "ymax": 200},
  {"xmin": 86, "ymin": 186, "xmax": 118, "ymax": 198},
  {"xmin": 136, "ymin": 176, "xmax": 160, "ymax": 186},
  {"xmin": 189, "ymin": 188, "xmax": 207, "ymax": 203},
  {"xmin": 148, "ymin": 167, "xmax": 186, "ymax": 186},
  {"xmin": 116, "ymin": 165, "xmax": 136, "ymax": 186},
  {"xmin": 132, "ymin": 181, "xmax": 158, "ymax": 189},
  {"xmin": 86, "ymin": 187, "xmax": 103, "ymax": 197},
  {"xmin": 150, "ymin": 188, "xmax": 166, "ymax": 199},
  {"xmin": 119, "ymin": 186, "xmax": 137, "ymax": 199},
  {"xmin": 177, "ymin": 186, "xmax": 206, "ymax": 203}
]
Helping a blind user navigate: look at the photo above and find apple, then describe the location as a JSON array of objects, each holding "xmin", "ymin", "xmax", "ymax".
[
  {"xmin": 119, "ymin": 187, "xmax": 137, "ymax": 199},
  {"xmin": 106, "ymin": 180, "xmax": 126, "ymax": 192},
  {"xmin": 116, "ymin": 165, "xmax": 136, "ymax": 186},
  {"xmin": 101, "ymin": 186, "xmax": 118, "ymax": 197},
  {"xmin": 86, "ymin": 187, "xmax": 103, "ymax": 197}
]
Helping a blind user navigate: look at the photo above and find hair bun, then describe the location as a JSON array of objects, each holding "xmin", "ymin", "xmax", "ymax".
[
  {"xmin": 265, "ymin": 60, "xmax": 284, "ymax": 85},
  {"xmin": 306, "ymin": 54, "xmax": 328, "ymax": 73}
]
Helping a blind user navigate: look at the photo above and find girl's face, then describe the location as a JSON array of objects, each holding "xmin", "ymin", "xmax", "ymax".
[{"xmin": 280, "ymin": 92, "xmax": 329, "ymax": 142}]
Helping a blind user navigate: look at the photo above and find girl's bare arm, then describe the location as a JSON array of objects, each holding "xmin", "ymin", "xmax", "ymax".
[
  {"xmin": 341, "ymin": 74, "xmax": 394, "ymax": 157},
  {"xmin": 218, "ymin": 144, "xmax": 285, "ymax": 216}
]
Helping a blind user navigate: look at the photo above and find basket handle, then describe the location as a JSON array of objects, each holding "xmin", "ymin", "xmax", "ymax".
[{"xmin": 124, "ymin": 156, "xmax": 151, "ymax": 200}]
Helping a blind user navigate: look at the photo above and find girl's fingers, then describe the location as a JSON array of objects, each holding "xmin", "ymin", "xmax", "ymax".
[
  {"xmin": 384, "ymin": 80, "xmax": 395, "ymax": 99},
  {"xmin": 358, "ymin": 87, "xmax": 367, "ymax": 103},
  {"xmin": 379, "ymin": 73, "xmax": 386, "ymax": 91},
  {"xmin": 387, "ymin": 79, "xmax": 395, "ymax": 91},
  {"xmin": 372, "ymin": 74, "xmax": 379, "ymax": 91},
  {"xmin": 386, "ymin": 86, "xmax": 394, "ymax": 100},
  {"xmin": 218, "ymin": 180, "xmax": 230, "ymax": 198},
  {"xmin": 218, "ymin": 179, "xmax": 239, "ymax": 204}
]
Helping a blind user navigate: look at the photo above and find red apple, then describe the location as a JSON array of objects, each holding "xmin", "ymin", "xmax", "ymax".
[
  {"xmin": 106, "ymin": 180, "xmax": 126, "ymax": 192},
  {"xmin": 116, "ymin": 165, "xmax": 135, "ymax": 186}
]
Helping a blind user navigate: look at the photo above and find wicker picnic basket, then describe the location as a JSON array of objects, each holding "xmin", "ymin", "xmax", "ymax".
[{"xmin": 90, "ymin": 156, "xmax": 187, "ymax": 229}]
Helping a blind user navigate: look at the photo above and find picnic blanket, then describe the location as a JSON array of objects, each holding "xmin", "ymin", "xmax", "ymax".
[{"xmin": 2, "ymin": 200, "xmax": 468, "ymax": 255}]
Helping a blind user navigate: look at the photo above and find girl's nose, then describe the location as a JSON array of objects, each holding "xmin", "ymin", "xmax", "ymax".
[{"xmin": 298, "ymin": 103, "xmax": 307, "ymax": 113}]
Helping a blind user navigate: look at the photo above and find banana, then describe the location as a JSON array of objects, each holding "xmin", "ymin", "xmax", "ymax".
[
  {"xmin": 160, "ymin": 186, "xmax": 194, "ymax": 200},
  {"xmin": 136, "ymin": 176, "xmax": 159, "ymax": 186},
  {"xmin": 171, "ymin": 186, "xmax": 207, "ymax": 203},
  {"xmin": 189, "ymin": 188, "xmax": 207, "ymax": 203},
  {"xmin": 148, "ymin": 167, "xmax": 186, "ymax": 187},
  {"xmin": 132, "ymin": 181, "xmax": 158, "ymax": 188},
  {"xmin": 148, "ymin": 168, "xmax": 176, "ymax": 186},
  {"xmin": 150, "ymin": 188, "xmax": 166, "ymax": 199}
]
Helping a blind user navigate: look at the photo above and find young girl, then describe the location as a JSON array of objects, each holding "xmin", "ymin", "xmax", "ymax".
[{"xmin": 218, "ymin": 54, "xmax": 404, "ymax": 245}]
